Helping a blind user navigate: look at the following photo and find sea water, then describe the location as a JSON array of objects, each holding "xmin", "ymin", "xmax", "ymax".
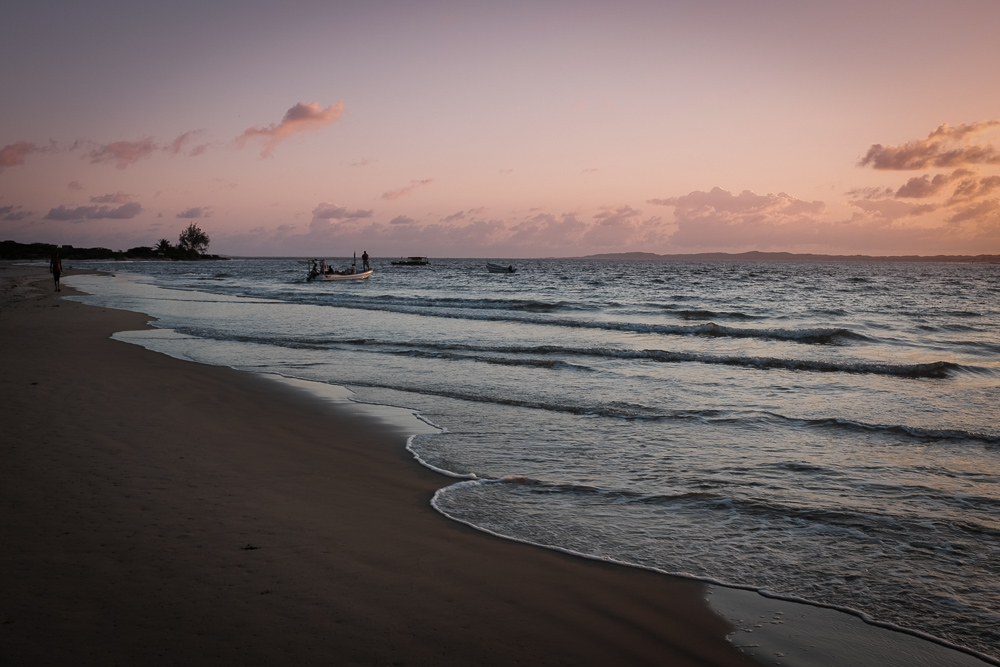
[{"xmin": 64, "ymin": 257, "xmax": 1000, "ymax": 661}]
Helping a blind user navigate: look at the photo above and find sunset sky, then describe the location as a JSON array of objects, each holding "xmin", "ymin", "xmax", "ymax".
[{"xmin": 3, "ymin": 0, "xmax": 999, "ymax": 258}]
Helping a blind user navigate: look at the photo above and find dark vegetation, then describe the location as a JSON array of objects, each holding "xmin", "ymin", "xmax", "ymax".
[{"xmin": 1, "ymin": 223, "xmax": 222, "ymax": 261}]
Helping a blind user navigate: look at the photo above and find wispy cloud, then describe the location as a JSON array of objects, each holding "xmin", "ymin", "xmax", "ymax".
[
  {"xmin": 859, "ymin": 120, "xmax": 1000, "ymax": 170},
  {"xmin": 88, "ymin": 139, "xmax": 158, "ymax": 169},
  {"xmin": 311, "ymin": 203, "xmax": 374, "ymax": 221},
  {"xmin": 90, "ymin": 192, "xmax": 134, "ymax": 204},
  {"xmin": 44, "ymin": 202, "xmax": 143, "ymax": 220},
  {"xmin": 177, "ymin": 206, "xmax": 212, "ymax": 219},
  {"xmin": 168, "ymin": 130, "xmax": 206, "ymax": 155},
  {"xmin": 0, "ymin": 141, "xmax": 41, "ymax": 171},
  {"xmin": 893, "ymin": 170, "xmax": 969, "ymax": 198},
  {"xmin": 236, "ymin": 102, "xmax": 345, "ymax": 157},
  {"xmin": 947, "ymin": 199, "xmax": 1000, "ymax": 225},
  {"xmin": 381, "ymin": 178, "xmax": 435, "ymax": 201},
  {"xmin": 309, "ymin": 202, "xmax": 374, "ymax": 232},
  {"xmin": 0, "ymin": 205, "xmax": 31, "ymax": 221}
]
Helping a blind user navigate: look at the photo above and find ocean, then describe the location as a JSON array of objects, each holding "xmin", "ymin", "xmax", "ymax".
[{"xmin": 65, "ymin": 257, "xmax": 1000, "ymax": 662}]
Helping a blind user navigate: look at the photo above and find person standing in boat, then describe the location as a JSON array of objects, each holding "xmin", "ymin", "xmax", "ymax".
[{"xmin": 362, "ymin": 250, "xmax": 370, "ymax": 272}]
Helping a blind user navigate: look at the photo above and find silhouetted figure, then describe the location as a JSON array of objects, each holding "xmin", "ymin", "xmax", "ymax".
[
  {"xmin": 50, "ymin": 252, "xmax": 63, "ymax": 291},
  {"xmin": 362, "ymin": 250, "xmax": 370, "ymax": 271}
]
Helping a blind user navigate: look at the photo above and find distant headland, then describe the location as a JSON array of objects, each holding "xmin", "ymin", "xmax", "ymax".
[{"xmin": 580, "ymin": 251, "xmax": 1000, "ymax": 263}]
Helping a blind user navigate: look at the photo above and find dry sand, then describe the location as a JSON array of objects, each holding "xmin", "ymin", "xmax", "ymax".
[{"xmin": 0, "ymin": 262, "xmax": 759, "ymax": 666}]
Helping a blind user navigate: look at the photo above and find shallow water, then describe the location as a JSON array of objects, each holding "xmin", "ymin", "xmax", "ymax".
[{"xmin": 66, "ymin": 257, "xmax": 1000, "ymax": 660}]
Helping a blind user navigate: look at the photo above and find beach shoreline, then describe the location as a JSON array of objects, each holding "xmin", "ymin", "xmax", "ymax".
[{"xmin": 0, "ymin": 262, "xmax": 757, "ymax": 665}]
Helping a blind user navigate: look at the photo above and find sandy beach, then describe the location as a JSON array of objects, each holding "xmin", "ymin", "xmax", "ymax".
[{"xmin": 0, "ymin": 262, "xmax": 758, "ymax": 666}]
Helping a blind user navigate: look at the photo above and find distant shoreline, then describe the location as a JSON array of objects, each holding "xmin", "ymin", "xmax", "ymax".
[{"xmin": 580, "ymin": 251, "xmax": 1000, "ymax": 263}]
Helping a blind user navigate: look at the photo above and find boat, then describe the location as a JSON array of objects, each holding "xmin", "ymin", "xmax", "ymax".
[
  {"xmin": 487, "ymin": 262, "xmax": 517, "ymax": 274},
  {"xmin": 391, "ymin": 256, "xmax": 430, "ymax": 266},
  {"xmin": 314, "ymin": 269, "xmax": 372, "ymax": 281},
  {"xmin": 307, "ymin": 258, "xmax": 372, "ymax": 281}
]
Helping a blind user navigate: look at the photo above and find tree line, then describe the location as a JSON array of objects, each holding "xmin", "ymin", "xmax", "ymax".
[{"xmin": 1, "ymin": 223, "xmax": 220, "ymax": 261}]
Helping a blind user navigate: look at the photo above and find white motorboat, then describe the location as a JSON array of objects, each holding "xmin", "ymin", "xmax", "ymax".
[{"xmin": 487, "ymin": 262, "xmax": 517, "ymax": 273}]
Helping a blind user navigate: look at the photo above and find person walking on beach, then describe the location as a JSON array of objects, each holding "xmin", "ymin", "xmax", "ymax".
[
  {"xmin": 362, "ymin": 250, "xmax": 370, "ymax": 271},
  {"xmin": 50, "ymin": 251, "xmax": 63, "ymax": 291}
]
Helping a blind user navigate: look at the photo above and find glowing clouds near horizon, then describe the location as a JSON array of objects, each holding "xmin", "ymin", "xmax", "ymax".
[
  {"xmin": 859, "ymin": 121, "xmax": 1000, "ymax": 171},
  {"xmin": 852, "ymin": 121, "xmax": 1000, "ymax": 236},
  {"xmin": 236, "ymin": 102, "xmax": 345, "ymax": 157}
]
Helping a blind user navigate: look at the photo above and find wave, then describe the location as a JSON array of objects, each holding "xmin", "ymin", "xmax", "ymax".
[
  {"xmin": 441, "ymin": 476, "xmax": 1000, "ymax": 539},
  {"xmin": 652, "ymin": 305, "xmax": 762, "ymax": 321},
  {"xmin": 294, "ymin": 295, "xmax": 870, "ymax": 345},
  {"xmin": 300, "ymin": 337, "xmax": 970, "ymax": 379},
  {"xmin": 348, "ymin": 293, "xmax": 589, "ymax": 313},
  {"xmin": 695, "ymin": 410, "xmax": 1000, "ymax": 445},
  {"xmin": 797, "ymin": 415, "xmax": 1000, "ymax": 445},
  {"xmin": 427, "ymin": 481, "xmax": 1000, "ymax": 666}
]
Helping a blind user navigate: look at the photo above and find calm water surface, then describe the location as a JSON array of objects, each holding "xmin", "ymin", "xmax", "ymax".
[{"xmin": 66, "ymin": 257, "xmax": 1000, "ymax": 661}]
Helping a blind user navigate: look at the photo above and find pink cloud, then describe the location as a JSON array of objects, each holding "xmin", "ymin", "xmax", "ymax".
[
  {"xmin": 177, "ymin": 206, "xmax": 212, "ymax": 219},
  {"xmin": 848, "ymin": 198, "xmax": 935, "ymax": 221},
  {"xmin": 859, "ymin": 120, "xmax": 1000, "ymax": 170},
  {"xmin": 67, "ymin": 181, "xmax": 83, "ymax": 191},
  {"xmin": 168, "ymin": 130, "xmax": 206, "ymax": 155},
  {"xmin": 90, "ymin": 192, "xmax": 134, "ymax": 204},
  {"xmin": 506, "ymin": 213, "xmax": 588, "ymax": 249},
  {"xmin": 309, "ymin": 202, "xmax": 374, "ymax": 232},
  {"xmin": 652, "ymin": 187, "xmax": 835, "ymax": 249},
  {"xmin": 0, "ymin": 141, "xmax": 39, "ymax": 171},
  {"xmin": 381, "ymin": 178, "xmax": 435, "ymax": 201},
  {"xmin": 88, "ymin": 138, "xmax": 158, "ymax": 169},
  {"xmin": 843, "ymin": 186, "xmax": 895, "ymax": 200},
  {"xmin": 947, "ymin": 199, "xmax": 1000, "ymax": 225},
  {"xmin": 652, "ymin": 188, "xmax": 825, "ymax": 219},
  {"xmin": 949, "ymin": 175, "xmax": 1000, "ymax": 203},
  {"xmin": 583, "ymin": 205, "xmax": 664, "ymax": 248},
  {"xmin": 236, "ymin": 102, "xmax": 345, "ymax": 157},
  {"xmin": 311, "ymin": 203, "xmax": 374, "ymax": 221},
  {"xmin": 894, "ymin": 171, "xmax": 968, "ymax": 198}
]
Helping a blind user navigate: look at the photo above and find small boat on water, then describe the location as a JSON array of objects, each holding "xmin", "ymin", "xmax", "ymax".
[
  {"xmin": 307, "ymin": 258, "xmax": 372, "ymax": 281},
  {"xmin": 487, "ymin": 262, "xmax": 517, "ymax": 274},
  {"xmin": 312, "ymin": 269, "xmax": 373, "ymax": 281},
  {"xmin": 391, "ymin": 256, "xmax": 430, "ymax": 266}
]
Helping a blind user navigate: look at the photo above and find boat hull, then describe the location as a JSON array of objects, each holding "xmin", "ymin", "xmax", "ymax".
[
  {"xmin": 319, "ymin": 270, "xmax": 373, "ymax": 281},
  {"xmin": 487, "ymin": 263, "xmax": 517, "ymax": 273}
]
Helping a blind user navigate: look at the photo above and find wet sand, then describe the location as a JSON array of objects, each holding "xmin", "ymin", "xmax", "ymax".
[{"xmin": 0, "ymin": 262, "xmax": 757, "ymax": 666}]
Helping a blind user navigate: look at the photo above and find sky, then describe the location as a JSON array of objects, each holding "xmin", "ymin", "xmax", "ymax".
[{"xmin": 2, "ymin": 0, "xmax": 999, "ymax": 258}]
